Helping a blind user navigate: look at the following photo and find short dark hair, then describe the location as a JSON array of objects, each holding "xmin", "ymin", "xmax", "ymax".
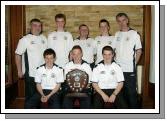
[
  {"xmin": 30, "ymin": 18, "xmax": 41, "ymax": 24},
  {"xmin": 55, "ymin": 13, "xmax": 66, "ymax": 22},
  {"xmin": 43, "ymin": 48, "xmax": 56, "ymax": 58},
  {"xmin": 79, "ymin": 24, "xmax": 88, "ymax": 30},
  {"xmin": 30, "ymin": 18, "xmax": 43, "ymax": 34},
  {"xmin": 102, "ymin": 46, "xmax": 115, "ymax": 56},
  {"xmin": 116, "ymin": 13, "xmax": 129, "ymax": 20},
  {"xmin": 72, "ymin": 45, "xmax": 82, "ymax": 53},
  {"xmin": 99, "ymin": 19, "xmax": 110, "ymax": 28}
]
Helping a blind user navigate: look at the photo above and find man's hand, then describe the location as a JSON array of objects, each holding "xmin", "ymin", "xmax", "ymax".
[
  {"xmin": 108, "ymin": 94, "xmax": 116, "ymax": 103},
  {"xmin": 18, "ymin": 71, "xmax": 24, "ymax": 79},
  {"xmin": 101, "ymin": 93, "xmax": 109, "ymax": 102},
  {"xmin": 41, "ymin": 96, "xmax": 48, "ymax": 103}
]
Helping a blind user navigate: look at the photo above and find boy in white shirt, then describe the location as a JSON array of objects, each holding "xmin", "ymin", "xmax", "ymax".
[
  {"xmin": 92, "ymin": 46, "xmax": 127, "ymax": 108},
  {"xmin": 94, "ymin": 19, "xmax": 115, "ymax": 64},
  {"xmin": 74, "ymin": 24, "xmax": 96, "ymax": 69},
  {"xmin": 48, "ymin": 13, "xmax": 74, "ymax": 68},
  {"xmin": 25, "ymin": 48, "xmax": 64, "ymax": 108},
  {"xmin": 63, "ymin": 45, "xmax": 92, "ymax": 108}
]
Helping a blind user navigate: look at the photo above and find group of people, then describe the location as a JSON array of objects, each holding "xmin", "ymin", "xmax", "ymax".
[{"xmin": 15, "ymin": 12, "xmax": 142, "ymax": 109}]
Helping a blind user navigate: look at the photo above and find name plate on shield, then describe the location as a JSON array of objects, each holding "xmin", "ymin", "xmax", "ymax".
[{"xmin": 66, "ymin": 69, "xmax": 89, "ymax": 93}]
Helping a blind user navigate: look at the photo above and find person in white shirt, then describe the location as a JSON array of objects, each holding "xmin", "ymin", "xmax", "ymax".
[
  {"xmin": 112, "ymin": 13, "xmax": 142, "ymax": 108},
  {"xmin": 74, "ymin": 24, "xmax": 96, "ymax": 69},
  {"xmin": 25, "ymin": 48, "xmax": 64, "ymax": 108},
  {"xmin": 94, "ymin": 19, "xmax": 115, "ymax": 64},
  {"xmin": 63, "ymin": 45, "xmax": 92, "ymax": 108},
  {"xmin": 15, "ymin": 19, "xmax": 47, "ymax": 105},
  {"xmin": 92, "ymin": 46, "xmax": 127, "ymax": 109},
  {"xmin": 48, "ymin": 13, "xmax": 73, "ymax": 68}
]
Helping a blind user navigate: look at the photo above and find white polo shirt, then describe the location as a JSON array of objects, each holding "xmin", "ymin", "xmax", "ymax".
[
  {"xmin": 48, "ymin": 31, "xmax": 74, "ymax": 68},
  {"xmin": 64, "ymin": 60, "xmax": 92, "ymax": 83},
  {"xmin": 112, "ymin": 29, "xmax": 142, "ymax": 72},
  {"xmin": 91, "ymin": 61, "xmax": 124, "ymax": 89},
  {"xmin": 35, "ymin": 64, "xmax": 64, "ymax": 90},
  {"xmin": 94, "ymin": 35, "xmax": 115, "ymax": 64},
  {"xmin": 15, "ymin": 34, "xmax": 47, "ymax": 77},
  {"xmin": 74, "ymin": 37, "xmax": 96, "ymax": 63}
]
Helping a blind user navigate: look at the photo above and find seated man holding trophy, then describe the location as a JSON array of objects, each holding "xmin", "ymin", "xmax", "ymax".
[{"xmin": 62, "ymin": 45, "xmax": 92, "ymax": 109}]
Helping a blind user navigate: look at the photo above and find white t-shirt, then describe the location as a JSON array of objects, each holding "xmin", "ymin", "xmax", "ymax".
[
  {"xmin": 94, "ymin": 35, "xmax": 115, "ymax": 64},
  {"xmin": 15, "ymin": 34, "xmax": 47, "ymax": 77},
  {"xmin": 64, "ymin": 60, "xmax": 92, "ymax": 83},
  {"xmin": 91, "ymin": 61, "xmax": 124, "ymax": 89},
  {"xmin": 35, "ymin": 64, "xmax": 64, "ymax": 90},
  {"xmin": 112, "ymin": 29, "xmax": 142, "ymax": 72},
  {"xmin": 74, "ymin": 37, "xmax": 96, "ymax": 63},
  {"xmin": 48, "ymin": 31, "xmax": 74, "ymax": 68}
]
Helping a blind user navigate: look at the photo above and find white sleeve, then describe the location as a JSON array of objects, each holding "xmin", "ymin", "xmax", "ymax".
[
  {"xmin": 63, "ymin": 64, "xmax": 71, "ymax": 80},
  {"xmin": 85, "ymin": 65, "xmax": 92, "ymax": 83},
  {"xmin": 15, "ymin": 37, "xmax": 27, "ymax": 55},
  {"xmin": 135, "ymin": 32, "xmax": 142, "ymax": 50},
  {"xmin": 115, "ymin": 65, "xmax": 124, "ymax": 83},
  {"xmin": 47, "ymin": 33, "xmax": 52, "ymax": 48},
  {"xmin": 35, "ymin": 69, "xmax": 42, "ymax": 83},
  {"xmin": 93, "ymin": 38, "xmax": 97, "ymax": 55},
  {"xmin": 92, "ymin": 39, "xmax": 97, "ymax": 55},
  {"xmin": 67, "ymin": 33, "xmax": 74, "ymax": 53},
  {"xmin": 111, "ymin": 36, "xmax": 116, "ymax": 49},
  {"xmin": 56, "ymin": 68, "xmax": 64, "ymax": 83},
  {"xmin": 91, "ymin": 67, "xmax": 99, "ymax": 83}
]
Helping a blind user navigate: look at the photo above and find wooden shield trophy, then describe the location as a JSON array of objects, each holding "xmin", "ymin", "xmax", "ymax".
[{"xmin": 66, "ymin": 69, "xmax": 89, "ymax": 97}]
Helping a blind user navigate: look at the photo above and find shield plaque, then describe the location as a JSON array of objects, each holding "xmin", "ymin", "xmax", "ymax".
[{"xmin": 66, "ymin": 69, "xmax": 89, "ymax": 93}]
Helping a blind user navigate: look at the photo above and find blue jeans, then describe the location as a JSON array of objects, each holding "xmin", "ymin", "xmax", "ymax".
[{"xmin": 123, "ymin": 72, "xmax": 139, "ymax": 108}]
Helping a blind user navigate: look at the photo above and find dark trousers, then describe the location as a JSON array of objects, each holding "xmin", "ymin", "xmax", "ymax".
[
  {"xmin": 24, "ymin": 74, "xmax": 37, "ymax": 108},
  {"xmin": 25, "ymin": 90, "xmax": 61, "ymax": 109},
  {"xmin": 123, "ymin": 72, "xmax": 139, "ymax": 108},
  {"xmin": 93, "ymin": 89, "xmax": 128, "ymax": 109},
  {"xmin": 63, "ymin": 94, "xmax": 91, "ymax": 109}
]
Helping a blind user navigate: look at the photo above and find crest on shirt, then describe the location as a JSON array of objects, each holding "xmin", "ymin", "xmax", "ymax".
[
  {"xmin": 53, "ymin": 36, "xmax": 57, "ymax": 40},
  {"xmin": 31, "ymin": 41, "xmax": 35, "ymax": 44},
  {"xmin": 97, "ymin": 40, "xmax": 101, "ymax": 44},
  {"xmin": 51, "ymin": 73, "xmax": 56, "ymax": 78},
  {"xmin": 100, "ymin": 71, "xmax": 105, "ymax": 74},
  {"xmin": 42, "ymin": 74, "xmax": 47, "ymax": 77},
  {"xmin": 87, "ymin": 43, "xmax": 91, "ymax": 47},
  {"xmin": 126, "ymin": 37, "xmax": 129, "ymax": 41},
  {"xmin": 64, "ymin": 36, "xmax": 67, "ymax": 40},
  {"xmin": 41, "ymin": 40, "xmax": 45, "ymax": 44},
  {"xmin": 110, "ymin": 70, "xmax": 115, "ymax": 75}
]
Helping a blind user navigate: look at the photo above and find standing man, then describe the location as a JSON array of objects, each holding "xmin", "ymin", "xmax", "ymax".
[
  {"xmin": 74, "ymin": 24, "xmax": 96, "ymax": 69},
  {"xmin": 15, "ymin": 18, "xmax": 47, "ymax": 106},
  {"xmin": 113, "ymin": 13, "xmax": 142, "ymax": 108},
  {"xmin": 92, "ymin": 46, "xmax": 127, "ymax": 109},
  {"xmin": 63, "ymin": 45, "xmax": 92, "ymax": 108},
  {"xmin": 48, "ymin": 13, "xmax": 73, "ymax": 68},
  {"xmin": 25, "ymin": 49, "xmax": 64, "ymax": 109},
  {"xmin": 94, "ymin": 19, "xmax": 115, "ymax": 64}
]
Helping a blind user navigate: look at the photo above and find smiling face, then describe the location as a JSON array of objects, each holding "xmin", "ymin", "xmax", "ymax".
[
  {"xmin": 79, "ymin": 25, "xmax": 89, "ymax": 39},
  {"xmin": 44, "ymin": 54, "xmax": 55, "ymax": 69},
  {"xmin": 116, "ymin": 15, "xmax": 129, "ymax": 30},
  {"xmin": 72, "ymin": 49, "xmax": 83, "ymax": 64},
  {"xmin": 30, "ymin": 21, "xmax": 42, "ymax": 35},
  {"xmin": 103, "ymin": 50, "xmax": 114, "ymax": 64},
  {"xmin": 99, "ymin": 22, "xmax": 110, "ymax": 35}
]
